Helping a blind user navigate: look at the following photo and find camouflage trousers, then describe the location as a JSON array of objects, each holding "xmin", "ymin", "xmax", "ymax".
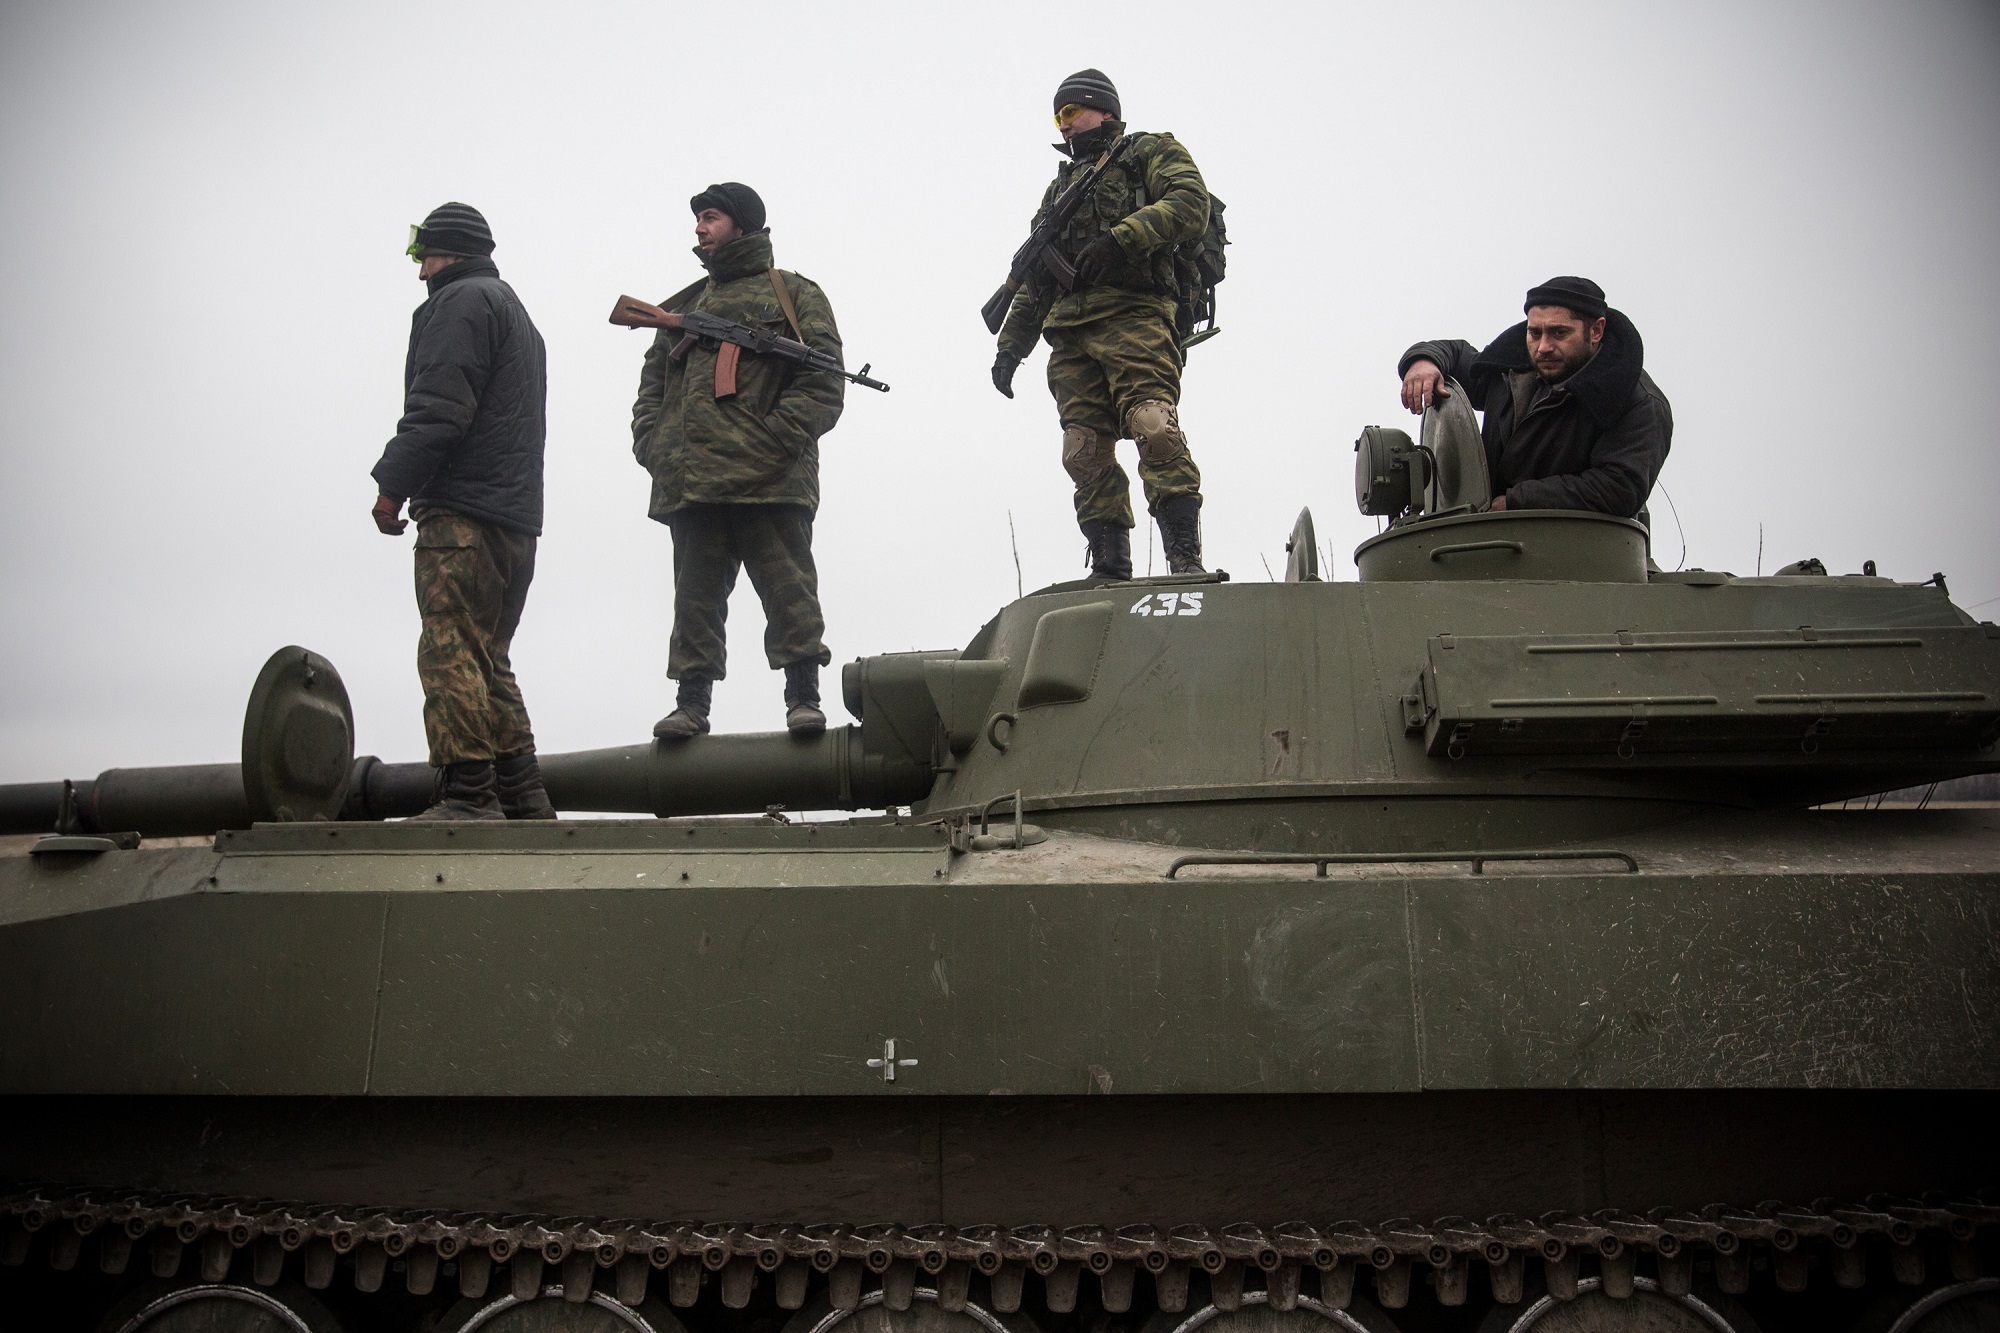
[
  {"xmin": 413, "ymin": 509, "xmax": 537, "ymax": 767},
  {"xmin": 667, "ymin": 502, "xmax": 831, "ymax": 682},
  {"xmin": 1045, "ymin": 310, "xmax": 1203, "ymax": 529}
]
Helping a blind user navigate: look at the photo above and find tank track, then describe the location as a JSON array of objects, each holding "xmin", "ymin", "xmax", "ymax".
[{"xmin": 3, "ymin": 1184, "xmax": 1995, "ymax": 1315}]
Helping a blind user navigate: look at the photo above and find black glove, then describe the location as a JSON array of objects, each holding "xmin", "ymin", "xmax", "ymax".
[
  {"xmin": 1074, "ymin": 233, "xmax": 1125, "ymax": 287},
  {"xmin": 991, "ymin": 351, "xmax": 1019, "ymax": 399}
]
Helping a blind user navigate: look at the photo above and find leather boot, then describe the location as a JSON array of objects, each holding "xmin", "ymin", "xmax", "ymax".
[
  {"xmin": 1080, "ymin": 519, "xmax": 1133, "ymax": 581},
  {"xmin": 784, "ymin": 662, "xmax": 826, "ymax": 736},
  {"xmin": 494, "ymin": 750, "xmax": 557, "ymax": 820},
  {"xmin": 411, "ymin": 761, "xmax": 506, "ymax": 822},
  {"xmin": 1156, "ymin": 496, "xmax": 1205, "ymax": 573},
  {"xmin": 654, "ymin": 677, "xmax": 713, "ymax": 741}
]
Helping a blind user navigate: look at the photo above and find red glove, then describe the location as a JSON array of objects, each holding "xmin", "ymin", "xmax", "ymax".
[{"xmin": 372, "ymin": 493, "xmax": 408, "ymax": 535}]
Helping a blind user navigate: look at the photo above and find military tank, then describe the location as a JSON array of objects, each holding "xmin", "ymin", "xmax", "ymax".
[{"xmin": 2, "ymin": 391, "xmax": 1997, "ymax": 1333}]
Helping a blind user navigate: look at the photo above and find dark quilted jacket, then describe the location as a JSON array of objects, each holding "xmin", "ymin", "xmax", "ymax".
[{"xmin": 372, "ymin": 258, "xmax": 547, "ymax": 536}]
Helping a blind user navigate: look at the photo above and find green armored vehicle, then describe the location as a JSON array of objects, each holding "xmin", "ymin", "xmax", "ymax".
[{"xmin": 2, "ymin": 396, "xmax": 1996, "ymax": 1333}]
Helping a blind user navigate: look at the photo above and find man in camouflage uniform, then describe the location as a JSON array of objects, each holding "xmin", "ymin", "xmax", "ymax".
[
  {"xmin": 631, "ymin": 183, "xmax": 845, "ymax": 739},
  {"xmin": 371, "ymin": 202, "xmax": 556, "ymax": 821},
  {"xmin": 992, "ymin": 69, "xmax": 1210, "ymax": 578}
]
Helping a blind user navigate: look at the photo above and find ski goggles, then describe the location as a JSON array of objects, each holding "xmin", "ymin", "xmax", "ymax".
[{"xmin": 406, "ymin": 224, "xmax": 426, "ymax": 260}]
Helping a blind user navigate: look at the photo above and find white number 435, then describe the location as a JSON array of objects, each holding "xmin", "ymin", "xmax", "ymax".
[{"xmin": 1130, "ymin": 591, "xmax": 1203, "ymax": 617}]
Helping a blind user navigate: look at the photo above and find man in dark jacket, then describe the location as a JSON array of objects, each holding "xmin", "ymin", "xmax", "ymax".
[
  {"xmin": 371, "ymin": 201, "xmax": 556, "ymax": 821},
  {"xmin": 1396, "ymin": 276, "xmax": 1671, "ymax": 517},
  {"xmin": 631, "ymin": 183, "xmax": 844, "ymax": 739}
]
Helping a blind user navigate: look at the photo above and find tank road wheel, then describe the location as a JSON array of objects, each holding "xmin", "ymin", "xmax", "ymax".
[
  {"xmin": 782, "ymin": 1286, "xmax": 1032, "ymax": 1333},
  {"xmin": 438, "ymin": 1285, "xmax": 685, "ymax": 1332},
  {"xmin": 96, "ymin": 1280, "xmax": 342, "ymax": 1333},
  {"xmin": 1854, "ymin": 1277, "xmax": 2000, "ymax": 1332},
  {"xmin": 1474, "ymin": 1276, "xmax": 1761, "ymax": 1333},
  {"xmin": 1145, "ymin": 1289, "xmax": 1403, "ymax": 1333}
]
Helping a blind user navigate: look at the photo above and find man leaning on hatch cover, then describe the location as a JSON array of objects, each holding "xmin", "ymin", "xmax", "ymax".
[
  {"xmin": 991, "ymin": 69, "xmax": 1211, "ymax": 579},
  {"xmin": 1397, "ymin": 276, "xmax": 1672, "ymax": 518},
  {"xmin": 631, "ymin": 183, "xmax": 844, "ymax": 741},
  {"xmin": 370, "ymin": 203, "xmax": 557, "ymax": 822}
]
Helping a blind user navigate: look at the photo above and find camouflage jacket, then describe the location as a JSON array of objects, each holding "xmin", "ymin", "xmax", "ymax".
[
  {"xmin": 631, "ymin": 231, "xmax": 845, "ymax": 518},
  {"xmin": 997, "ymin": 121, "xmax": 1210, "ymax": 358}
]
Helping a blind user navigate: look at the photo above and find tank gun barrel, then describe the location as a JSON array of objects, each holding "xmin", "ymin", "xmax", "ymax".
[
  {"xmin": 0, "ymin": 646, "xmax": 948, "ymax": 838},
  {"xmin": 0, "ymin": 766, "xmax": 252, "ymax": 838},
  {"xmin": 0, "ymin": 729, "xmax": 935, "ymax": 837}
]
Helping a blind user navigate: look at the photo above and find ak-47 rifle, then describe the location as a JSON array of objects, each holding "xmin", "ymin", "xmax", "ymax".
[
  {"xmin": 609, "ymin": 296, "xmax": 889, "ymax": 396},
  {"xmin": 980, "ymin": 138, "xmax": 1131, "ymax": 334}
]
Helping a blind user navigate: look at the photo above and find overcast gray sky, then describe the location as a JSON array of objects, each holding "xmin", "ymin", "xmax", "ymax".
[{"xmin": 3, "ymin": 0, "xmax": 1997, "ymax": 781}]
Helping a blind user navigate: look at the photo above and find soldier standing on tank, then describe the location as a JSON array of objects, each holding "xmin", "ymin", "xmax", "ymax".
[
  {"xmin": 990, "ymin": 69, "xmax": 1211, "ymax": 578},
  {"xmin": 632, "ymin": 183, "xmax": 844, "ymax": 740},
  {"xmin": 1397, "ymin": 277, "xmax": 1673, "ymax": 518},
  {"xmin": 370, "ymin": 202, "xmax": 557, "ymax": 822}
]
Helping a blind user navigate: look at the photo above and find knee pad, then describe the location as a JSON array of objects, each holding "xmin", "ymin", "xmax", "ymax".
[
  {"xmin": 1125, "ymin": 399, "xmax": 1188, "ymax": 467},
  {"xmin": 1062, "ymin": 423, "xmax": 1114, "ymax": 486}
]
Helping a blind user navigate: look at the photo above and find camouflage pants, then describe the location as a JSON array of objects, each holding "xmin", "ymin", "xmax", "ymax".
[
  {"xmin": 1046, "ymin": 310, "xmax": 1203, "ymax": 529},
  {"xmin": 412, "ymin": 509, "xmax": 536, "ymax": 767},
  {"xmin": 667, "ymin": 503, "xmax": 831, "ymax": 682}
]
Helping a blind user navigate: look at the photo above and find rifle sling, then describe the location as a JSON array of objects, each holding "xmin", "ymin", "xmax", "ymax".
[{"xmin": 767, "ymin": 270, "xmax": 806, "ymax": 343}]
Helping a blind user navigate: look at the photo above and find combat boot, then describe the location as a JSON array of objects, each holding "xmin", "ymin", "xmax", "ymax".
[
  {"xmin": 494, "ymin": 749, "xmax": 557, "ymax": 820},
  {"xmin": 1080, "ymin": 519, "xmax": 1133, "ymax": 581},
  {"xmin": 411, "ymin": 761, "xmax": 507, "ymax": 822},
  {"xmin": 1156, "ymin": 496, "xmax": 1206, "ymax": 574},
  {"xmin": 654, "ymin": 677, "xmax": 713, "ymax": 742},
  {"xmin": 784, "ymin": 661, "xmax": 826, "ymax": 736}
]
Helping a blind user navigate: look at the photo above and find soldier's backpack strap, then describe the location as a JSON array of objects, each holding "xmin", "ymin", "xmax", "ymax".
[{"xmin": 767, "ymin": 270, "xmax": 806, "ymax": 342}]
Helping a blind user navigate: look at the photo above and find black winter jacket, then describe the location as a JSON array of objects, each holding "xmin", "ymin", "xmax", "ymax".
[
  {"xmin": 372, "ymin": 258, "xmax": 547, "ymax": 536},
  {"xmin": 1398, "ymin": 311, "xmax": 1671, "ymax": 517}
]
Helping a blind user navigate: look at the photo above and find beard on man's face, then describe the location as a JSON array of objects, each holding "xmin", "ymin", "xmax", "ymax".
[{"xmin": 1535, "ymin": 339, "xmax": 1596, "ymax": 382}]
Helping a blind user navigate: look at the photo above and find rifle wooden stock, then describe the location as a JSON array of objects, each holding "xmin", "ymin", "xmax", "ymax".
[{"xmin": 609, "ymin": 294, "xmax": 681, "ymax": 330}]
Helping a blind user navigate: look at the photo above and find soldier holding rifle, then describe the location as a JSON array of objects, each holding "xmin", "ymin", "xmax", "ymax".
[
  {"xmin": 988, "ymin": 70, "xmax": 1214, "ymax": 579},
  {"xmin": 624, "ymin": 184, "xmax": 855, "ymax": 740}
]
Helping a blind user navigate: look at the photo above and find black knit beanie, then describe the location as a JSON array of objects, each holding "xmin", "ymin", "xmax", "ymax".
[
  {"xmin": 1524, "ymin": 276, "xmax": 1607, "ymax": 320},
  {"xmin": 690, "ymin": 182, "xmax": 767, "ymax": 235},
  {"xmin": 1054, "ymin": 69, "xmax": 1120, "ymax": 119},
  {"xmin": 413, "ymin": 202, "xmax": 494, "ymax": 258}
]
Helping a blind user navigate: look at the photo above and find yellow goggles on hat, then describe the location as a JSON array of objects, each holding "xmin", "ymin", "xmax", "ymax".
[
  {"xmin": 1054, "ymin": 103, "xmax": 1092, "ymax": 129},
  {"xmin": 406, "ymin": 224, "xmax": 425, "ymax": 260}
]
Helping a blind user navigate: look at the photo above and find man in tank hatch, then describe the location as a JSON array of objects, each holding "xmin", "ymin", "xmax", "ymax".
[
  {"xmin": 990, "ymin": 69, "xmax": 1213, "ymax": 579},
  {"xmin": 370, "ymin": 203, "xmax": 558, "ymax": 822},
  {"xmin": 1396, "ymin": 276, "xmax": 1672, "ymax": 518},
  {"xmin": 631, "ymin": 182, "xmax": 843, "ymax": 741}
]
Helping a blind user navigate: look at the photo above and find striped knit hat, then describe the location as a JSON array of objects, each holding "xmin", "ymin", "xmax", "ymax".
[
  {"xmin": 412, "ymin": 202, "xmax": 494, "ymax": 258},
  {"xmin": 1054, "ymin": 69, "xmax": 1120, "ymax": 119}
]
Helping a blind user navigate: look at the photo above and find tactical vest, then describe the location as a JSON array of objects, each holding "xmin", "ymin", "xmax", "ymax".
[{"xmin": 1053, "ymin": 132, "xmax": 1228, "ymax": 342}]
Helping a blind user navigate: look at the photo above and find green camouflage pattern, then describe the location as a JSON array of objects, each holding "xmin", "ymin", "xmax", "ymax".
[
  {"xmin": 1047, "ymin": 310, "xmax": 1203, "ymax": 527},
  {"xmin": 632, "ymin": 231, "xmax": 845, "ymax": 518},
  {"xmin": 411, "ymin": 508, "xmax": 536, "ymax": 766},
  {"xmin": 666, "ymin": 502, "xmax": 830, "ymax": 683},
  {"xmin": 997, "ymin": 125, "xmax": 1211, "ymax": 359}
]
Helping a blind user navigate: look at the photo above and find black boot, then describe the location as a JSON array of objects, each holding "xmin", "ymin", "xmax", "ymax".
[
  {"xmin": 1156, "ymin": 496, "xmax": 1205, "ymax": 573},
  {"xmin": 1080, "ymin": 519, "xmax": 1133, "ymax": 581},
  {"xmin": 784, "ymin": 661, "xmax": 826, "ymax": 736},
  {"xmin": 654, "ymin": 676, "xmax": 713, "ymax": 741},
  {"xmin": 411, "ymin": 761, "xmax": 506, "ymax": 822},
  {"xmin": 494, "ymin": 750, "xmax": 557, "ymax": 820}
]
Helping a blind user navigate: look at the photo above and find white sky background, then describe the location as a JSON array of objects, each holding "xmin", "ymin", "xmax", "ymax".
[{"xmin": 1, "ymin": 0, "xmax": 1996, "ymax": 781}]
